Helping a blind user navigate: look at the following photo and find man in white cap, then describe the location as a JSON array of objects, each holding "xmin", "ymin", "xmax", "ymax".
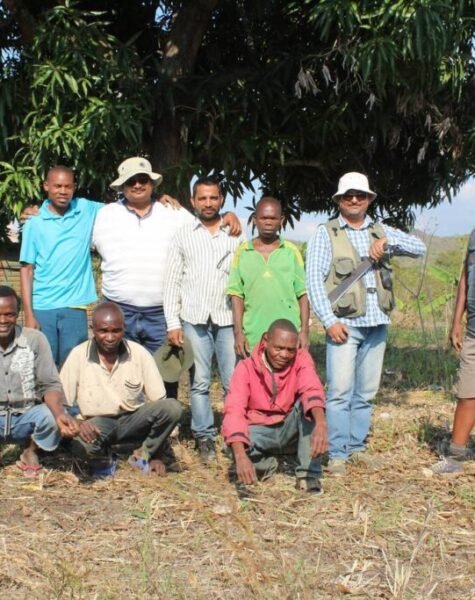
[
  {"xmin": 306, "ymin": 172, "xmax": 426, "ymax": 475},
  {"xmin": 92, "ymin": 158, "xmax": 241, "ymax": 399}
]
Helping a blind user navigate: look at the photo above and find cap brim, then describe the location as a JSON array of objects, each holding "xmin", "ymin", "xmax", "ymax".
[{"xmin": 110, "ymin": 172, "xmax": 163, "ymax": 192}]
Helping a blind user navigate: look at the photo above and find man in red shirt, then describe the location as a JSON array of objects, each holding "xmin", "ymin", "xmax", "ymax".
[{"xmin": 222, "ymin": 319, "xmax": 327, "ymax": 493}]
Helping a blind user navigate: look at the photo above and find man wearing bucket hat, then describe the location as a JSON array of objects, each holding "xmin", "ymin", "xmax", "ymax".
[
  {"xmin": 306, "ymin": 172, "xmax": 426, "ymax": 475},
  {"xmin": 92, "ymin": 158, "xmax": 242, "ymax": 399},
  {"xmin": 163, "ymin": 177, "xmax": 245, "ymax": 463}
]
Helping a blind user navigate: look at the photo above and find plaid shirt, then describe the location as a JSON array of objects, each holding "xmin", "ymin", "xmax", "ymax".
[{"xmin": 306, "ymin": 215, "xmax": 426, "ymax": 329}]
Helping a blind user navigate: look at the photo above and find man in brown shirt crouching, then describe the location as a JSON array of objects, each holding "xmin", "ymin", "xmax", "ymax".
[{"xmin": 60, "ymin": 302, "xmax": 182, "ymax": 477}]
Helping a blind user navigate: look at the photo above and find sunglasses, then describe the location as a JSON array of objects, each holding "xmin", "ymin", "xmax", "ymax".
[
  {"xmin": 124, "ymin": 174, "xmax": 151, "ymax": 187},
  {"xmin": 341, "ymin": 192, "xmax": 368, "ymax": 201}
]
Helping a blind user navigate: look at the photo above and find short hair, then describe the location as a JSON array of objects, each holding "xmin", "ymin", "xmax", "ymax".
[
  {"xmin": 45, "ymin": 165, "xmax": 75, "ymax": 181},
  {"xmin": 92, "ymin": 302, "xmax": 124, "ymax": 326},
  {"xmin": 192, "ymin": 176, "xmax": 223, "ymax": 197},
  {"xmin": 267, "ymin": 318, "xmax": 298, "ymax": 337},
  {"xmin": 255, "ymin": 196, "xmax": 282, "ymax": 216},
  {"xmin": 0, "ymin": 285, "xmax": 21, "ymax": 311}
]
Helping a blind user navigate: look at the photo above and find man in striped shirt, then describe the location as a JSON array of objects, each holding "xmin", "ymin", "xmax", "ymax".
[
  {"xmin": 164, "ymin": 177, "xmax": 245, "ymax": 463},
  {"xmin": 306, "ymin": 172, "xmax": 426, "ymax": 475}
]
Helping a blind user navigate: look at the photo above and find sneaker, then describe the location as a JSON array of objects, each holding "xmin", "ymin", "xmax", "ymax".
[
  {"xmin": 197, "ymin": 438, "xmax": 216, "ymax": 464},
  {"xmin": 431, "ymin": 457, "xmax": 464, "ymax": 475},
  {"xmin": 326, "ymin": 458, "xmax": 347, "ymax": 476},
  {"xmin": 295, "ymin": 477, "xmax": 323, "ymax": 495}
]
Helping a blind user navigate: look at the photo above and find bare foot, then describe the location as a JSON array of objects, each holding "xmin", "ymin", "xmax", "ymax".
[{"xmin": 20, "ymin": 440, "xmax": 41, "ymax": 468}]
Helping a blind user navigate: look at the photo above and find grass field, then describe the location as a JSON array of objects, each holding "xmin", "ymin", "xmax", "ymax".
[{"xmin": 1, "ymin": 235, "xmax": 474, "ymax": 598}]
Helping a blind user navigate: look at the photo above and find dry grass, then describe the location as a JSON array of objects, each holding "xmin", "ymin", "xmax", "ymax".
[{"xmin": 0, "ymin": 386, "xmax": 474, "ymax": 599}]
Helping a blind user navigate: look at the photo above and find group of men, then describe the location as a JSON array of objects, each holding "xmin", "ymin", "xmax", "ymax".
[{"xmin": 2, "ymin": 157, "xmax": 471, "ymax": 491}]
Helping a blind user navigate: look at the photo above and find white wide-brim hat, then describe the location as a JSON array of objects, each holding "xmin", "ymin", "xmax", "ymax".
[
  {"xmin": 110, "ymin": 157, "xmax": 163, "ymax": 191},
  {"xmin": 332, "ymin": 172, "xmax": 377, "ymax": 201}
]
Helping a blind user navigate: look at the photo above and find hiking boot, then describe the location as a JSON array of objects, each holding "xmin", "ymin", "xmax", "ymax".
[
  {"xmin": 431, "ymin": 457, "xmax": 464, "ymax": 475},
  {"xmin": 326, "ymin": 458, "xmax": 347, "ymax": 476},
  {"xmin": 295, "ymin": 477, "xmax": 323, "ymax": 495},
  {"xmin": 197, "ymin": 438, "xmax": 216, "ymax": 464}
]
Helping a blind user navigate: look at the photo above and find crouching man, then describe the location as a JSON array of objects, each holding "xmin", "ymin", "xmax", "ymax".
[
  {"xmin": 60, "ymin": 302, "xmax": 182, "ymax": 477},
  {"xmin": 222, "ymin": 319, "xmax": 327, "ymax": 493},
  {"xmin": 0, "ymin": 286, "xmax": 78, "ymax": 476}
]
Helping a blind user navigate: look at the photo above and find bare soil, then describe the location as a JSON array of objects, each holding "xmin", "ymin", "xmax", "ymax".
[{"xmin": 0, "ymin": 383, "xmax": 474, "ymax": 600}]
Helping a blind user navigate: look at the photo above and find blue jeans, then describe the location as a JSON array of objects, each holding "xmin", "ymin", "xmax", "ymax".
[
  {"xmin": 0, "ymin": 404, "xmax": 60, "ymax": 451},
  {"xmin": 183, "ymin": 321, "xmax": 236, "ymax": 440},
  {"xmin": 326, "ymin": 324, "xmax": 387, "ymax": 460},
  {"xmin": 36, "ymin": 307, "xmax": 88, "ymax": 367},
  {"xmin": 109, "ymin": 299, "xmax": 167, "ymax": 354},
  {"xmin": 248, "ymin": 402, "xmax": 322, "ymax": 479}
]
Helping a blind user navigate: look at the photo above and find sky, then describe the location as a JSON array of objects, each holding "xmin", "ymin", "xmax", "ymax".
[{"xmin": 223, "ymin": 178, "xmax": 475, "ymax": 241}]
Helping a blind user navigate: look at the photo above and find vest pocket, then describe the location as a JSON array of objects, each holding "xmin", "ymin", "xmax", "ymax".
[{"xmin": 332, "ymin": 257, "xmax": 354, "ymax": 284}]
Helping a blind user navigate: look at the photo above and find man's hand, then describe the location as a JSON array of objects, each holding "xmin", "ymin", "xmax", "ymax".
[
  {"xmin": 234, "ymin": 331, "xmax": 250, "ymax": 358},
  {"xmin": 326, "ymin": 322, "xmax": 349, "ymax": 344},
  {"xmin": 56, "ymin": 413, "xmax": 80, "ymax": 438},
  {"xmin": 158, "ymin": 194, "xmax": 182, "ymax": 209},
  {"xmin": 298, "ymin": 330, "xmax": 310, "ymax": 349},
  {"xmin": 235, "ymin": 453, "xmax": 257, "ymax": 485},
  {"xmin": 310, "ymin": 420, "xmax": 328, "ymax": 457},
  {"xmin": 369, "ymin": 237, "xmax": 388, "ymax": 261},
  {"xmin": 168, "ymin": 328, "xmax": 184, "ymax": 347},
  {"xmin": 149, "ymin": 458, "xmax": 167, "ymax": 476},
  {"xmin": 24, "ymin": 314, "xmax": 40, "ymax": 330},
  {"xmin": 450, "ymin": 323, "xmax": 464, "ymax": 352},
  {"xmin": 222, "ymin": 212, "xmax": 242, "ymax": 236},
  {"xmin": 20, "ymin": 205, "xmax": 39, "ymax": 223},
  {"xmin": 78, "ymin": 420, "xmax": 101, "ymax": 444}
]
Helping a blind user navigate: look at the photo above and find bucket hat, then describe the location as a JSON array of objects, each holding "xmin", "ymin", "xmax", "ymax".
[
  {"xmin": 154, "ymin": 338, "xmax": 194, "ymax": 383},
  {"xmin": 332, "ymin": 172, "xmax": 377, "ymax": 201},
  {"xmin": 110, "ymin": 157, "xmax": 163, "ymax": 191}
]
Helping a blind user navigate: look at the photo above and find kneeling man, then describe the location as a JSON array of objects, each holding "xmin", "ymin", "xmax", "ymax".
[
  {"xmin": 60, "ymin": 302, "xmax": 182, "ymax": 476},
  {"xmin": 222, "ymin": 319, "xmax": 327, "ymax": 493},
  {"xmin": 0, "ymin": 286, "xmax": 77, "ymax": 476}
]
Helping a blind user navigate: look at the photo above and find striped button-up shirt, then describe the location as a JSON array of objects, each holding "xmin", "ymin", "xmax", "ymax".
[
  {"xmin": 164, "ymin": 218, "xmax": 246, "ymax": 330},
  {"xmin": 306, "ymin": 215, "xmax": 426, "ymax": 329}
]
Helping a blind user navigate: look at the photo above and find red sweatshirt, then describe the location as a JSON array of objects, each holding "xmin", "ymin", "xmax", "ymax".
[{"xmin": 222, "ymin": 340, "xmax": 325, "ymax": 447}]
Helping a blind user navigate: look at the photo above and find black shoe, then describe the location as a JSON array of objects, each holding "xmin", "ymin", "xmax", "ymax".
[
  {"xmin": 197, "ymin": 438, "xmax": 216, "ymax": 464},
  {"xmin": 295, "ymin": 477, "xmax": 323, "ymax": 495}
]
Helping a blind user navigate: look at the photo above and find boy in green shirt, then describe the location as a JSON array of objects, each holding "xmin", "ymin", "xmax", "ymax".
[{"xmin": 227, "ymin": 197, "xmax": 309, "ymax": 357}]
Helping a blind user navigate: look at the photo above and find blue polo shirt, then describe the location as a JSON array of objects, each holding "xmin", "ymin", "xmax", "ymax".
[{"xmin": 20, "ymin": 197, "xmax": 103, "ymax": 310}]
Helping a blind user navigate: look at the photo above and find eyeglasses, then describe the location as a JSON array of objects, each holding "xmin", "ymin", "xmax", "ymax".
[
  {"xmin": 341, "ymin": 192, "xmax": 368, "ymax": 201},
  {"xmin": 124, "ymin": 174, "xmax": 151, "ymax": 187}
]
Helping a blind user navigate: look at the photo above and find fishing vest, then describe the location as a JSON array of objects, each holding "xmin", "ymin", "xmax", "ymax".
[{"xmin": 323, "ymin": 219, "xmax": 395, "ymax": 319}]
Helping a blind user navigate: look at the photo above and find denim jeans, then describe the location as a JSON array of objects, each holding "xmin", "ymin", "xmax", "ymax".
[
  {"xmin": 0, "ymin": 404, "xmax": 60, "ymax": 451},
  {"xmin": 326, "ymin": 324, "xmax": 387, "ymax": 460},
  {"xmin": 247, "ymin": 402, "xmax": 322, "ymax": 479},
  {"xmin": 35, "ymin": 307, "xmax": 88, "ymax": 367},
  {"xmin": 182, "ymin": 321, "xmax": 236, "ymax": 440},
  {"xmin": 72, "ymin": 398, "xmax": 182, "ymax": 460}
]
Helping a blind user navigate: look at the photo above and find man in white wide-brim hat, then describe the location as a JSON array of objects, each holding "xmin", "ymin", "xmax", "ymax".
[
  {"xmin": 306, "ymin": 172, "xmax": 426, "ymax": 476},
  {"xmin": 92, "ymin": 157, "xmax": 241, "ymax": 397}
]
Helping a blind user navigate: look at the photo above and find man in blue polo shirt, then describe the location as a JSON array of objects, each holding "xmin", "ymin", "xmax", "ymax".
[{"xmin": 20, "ymin": 166, "xmax": 102, "ymax": 367}]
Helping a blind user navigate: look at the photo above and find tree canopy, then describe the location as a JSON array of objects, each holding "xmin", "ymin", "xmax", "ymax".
[{"xmin": 0, "ymin": 0, "xmax": 474, "ymax": 239}]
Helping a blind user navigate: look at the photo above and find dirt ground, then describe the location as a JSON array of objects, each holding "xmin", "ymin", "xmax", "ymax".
[{"xmin": 0, "ymin": 385, "xmax": 474, "ymax": 600}]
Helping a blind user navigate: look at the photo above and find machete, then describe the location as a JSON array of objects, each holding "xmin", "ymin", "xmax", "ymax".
[{"xmin": 327, "ymin": 245, "xmax": 421, "ymax": 308}]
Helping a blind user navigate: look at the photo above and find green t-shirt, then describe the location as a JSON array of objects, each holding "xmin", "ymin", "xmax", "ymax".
[{"xmin": 226, "ymin": 239, "xmax": 307, "ymax": 349}]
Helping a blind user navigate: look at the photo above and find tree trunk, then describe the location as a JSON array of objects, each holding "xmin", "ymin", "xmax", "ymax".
[{"xmin": 152, "ymin": 0, "xmax": 220, "ymax": 201}]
